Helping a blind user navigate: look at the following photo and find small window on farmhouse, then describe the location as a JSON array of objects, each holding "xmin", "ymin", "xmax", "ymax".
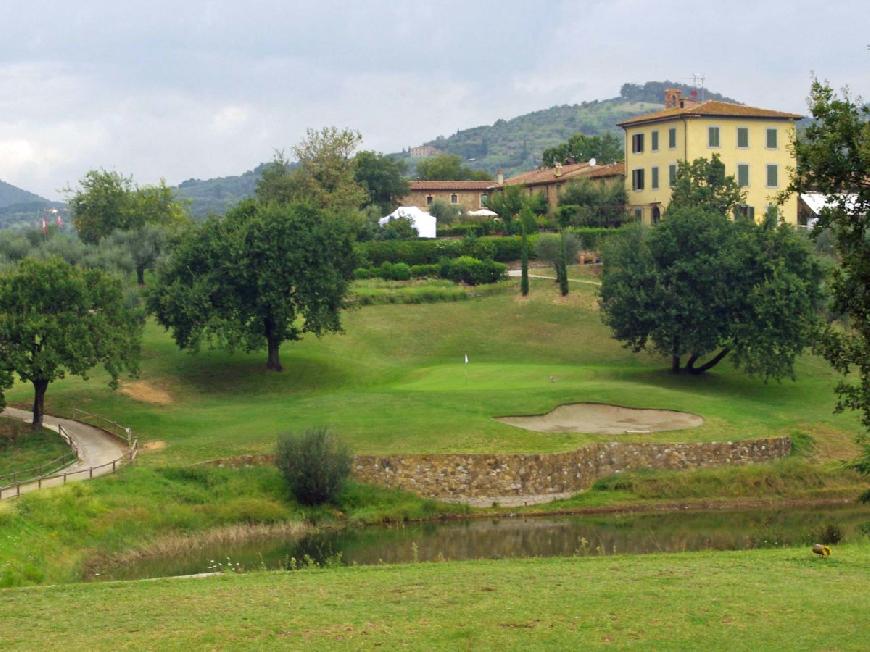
[
  {"xmin": 631, "ymin": 169, "xmax": 645, "ymax": 191},
  {"xmin": 426, "ymin": 195, "xmax": 433, "ymax": 206},
  {"xmin": 708, "ymin": 126, "xmax": 720, "ymax": 148},
  {"xmin": 651, "ymin": 130, "xmax": 659, "ymax": 151},
  {"xmin": 631, "ymin": 133, "xmax": 644, "ymax": 153},
  {"xmin": 735, "ymin": 205, "xmax": 755, "ymax": 221},
  {"xmin": 480, "ymin": 193, "xmax": 488, "ymax": 206},
  {"xmin": 766, "ymin": 128, "xmax": 778, "ymax": 149},
  {"xmin": 651, "ymin": 166, "xmax": 659, "ymax": 189},
  {"xmin": 450, "ymin": 193, "xmax": 458, "ymax": 204},
  {"xmin": 668, "ymin": 127, "xmax": 676, "ymax": 149},
  {"xmin": 737, "ymin": 164, "xmax": 749, "ymax": 187},
  {"xmin": 737, "ymin": 127, "xmax": 749, "ymax": 148},
  {"xmin": 766, "ymin": 164, "xmax": 778, "ymax": 187}
]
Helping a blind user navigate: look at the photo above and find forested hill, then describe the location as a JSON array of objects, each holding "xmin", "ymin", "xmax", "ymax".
[
  {"xmin": 0, "ymin": 179, "xmax": 64, "ymax": 230},
  {"xmin": 169, "ymin": 81, "xmax": 738, "ymax": 218},
  {"xmin": 394, "ymin": 81, "xmax": 740, "ymax": 177},
  {"xmin": 0, "ymin": 179, "xmax": 48, "ymax": 208}
]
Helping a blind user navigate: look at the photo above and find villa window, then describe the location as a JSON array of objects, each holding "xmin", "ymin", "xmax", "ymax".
[
  {"xmin": 737, "ymin": 127, "xmax": 749, "ymax": 148},
  {"xmin": 668, "ymin": 127, "xmax": 676, "ymax": 149},
  {"xmin": 450, "ymin": 193, "xmax": 458, "ymax": 204},
  {"xmin": 766, "ymin": 128, "xmax": 778, "ymax": 148},
  {"xmin": 708, "ymin": 126, "xmax": 720, "ymax": 148},
  {"xmin": 480, "ymin": 193, "xmax": 488, "ymax": 206},
  {"xmin": 651, "ymin": 130, "xmax": 659, "ymax": 151},
  {"xmin": 766, "ymin": 164, "xmax": 778, "ymax": 188},
  {"xmin": 631, "ymin": 133, "xmax": 645, "ymax": 153},
  {"xmin": 651, "ymin": 166, "xmax": 659, "ymax": 190},
  {"xmin": 634, "ymin": 207, "xmax": 643, "ymax": 221},
  {"xmin": 426, "ymin": 195, "xmax": 433, "ymax": 206},
  {"xmin": 737, "ymin": 164, "xmax": 749, "ymax": 187},
  {"xmin": 631, "ymin": 168, "xmax": 645, "ymax": 191},
  {"xmin": 668, "ymin": 164, "xmax": 677, "ymax": 187},
  {"xmin": 735, "ymin": 205, "xmax": 755, "ymax": 221}
]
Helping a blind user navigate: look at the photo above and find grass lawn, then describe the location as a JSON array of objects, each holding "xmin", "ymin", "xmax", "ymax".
[
  {"xmin": 2, "ymin": 278, "xmax": 861, "ymax": 466},
  {"xmin": 2, "ymin": 545, "xmax": 868, "ymax": 650},
  {"xmin": 0, "ymin": 417, "xmax": 71, "ymax": 481}
]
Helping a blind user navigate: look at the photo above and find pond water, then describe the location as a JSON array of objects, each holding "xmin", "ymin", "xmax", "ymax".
[{"xmin": 94, "ymin": 504, "xmax": 870, "ymax": 582}]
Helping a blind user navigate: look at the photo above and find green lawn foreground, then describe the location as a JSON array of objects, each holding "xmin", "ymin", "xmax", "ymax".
[{"xmin": 1, "ymin": 545, "xmax": 868, "ymax": 651}]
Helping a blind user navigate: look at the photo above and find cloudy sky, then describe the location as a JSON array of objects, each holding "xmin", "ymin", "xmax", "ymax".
[{"xmin": 1, "ymin": 0, "xmax": 867, "ymax": 200}]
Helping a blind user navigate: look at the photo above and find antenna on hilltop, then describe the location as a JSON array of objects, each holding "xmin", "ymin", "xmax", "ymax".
[{"xmin": 691, "ymin": 73, "xmax": 706, "ymax": 101}]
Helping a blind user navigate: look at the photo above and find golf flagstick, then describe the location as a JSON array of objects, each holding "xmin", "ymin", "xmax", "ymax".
[{"xmin": 464, "ymin": 353, "xmax": 468, "ymax": 384}]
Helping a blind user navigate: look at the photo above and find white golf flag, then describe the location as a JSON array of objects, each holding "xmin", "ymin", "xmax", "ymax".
[{"xmin": 464, "ymin": 353, "xmax": 469, "ymax": 365}]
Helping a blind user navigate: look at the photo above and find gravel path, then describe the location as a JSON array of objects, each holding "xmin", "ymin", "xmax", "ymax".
[
  {"xmin": 507, "ymin": 269, "xmax": 601, "ymax": 286},
  {"xmin": 1, "ymin": 407, "xmax": 129, "ymax": 498}
]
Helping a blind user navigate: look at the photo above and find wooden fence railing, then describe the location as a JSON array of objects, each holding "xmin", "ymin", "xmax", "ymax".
[
  {"xmin": 0, "ymin": 424, "xmax": 79, "ymax": 487},
  {"xmin": 0, "ymin": 414, "xmax": 137, "ymax": 500}
]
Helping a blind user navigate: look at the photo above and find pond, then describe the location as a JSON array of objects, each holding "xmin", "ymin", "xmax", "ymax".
[{"xmin": 94, "ymin": 503, "xmax": 870, "ymax": 582}]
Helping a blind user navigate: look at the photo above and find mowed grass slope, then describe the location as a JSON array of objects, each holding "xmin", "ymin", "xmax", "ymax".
[
  {"xmin": 2, "ymin": 546, "xmax": 868, "ymax": 651},
  {"xmin": 3, "ymin": 278, "xmax": 862, "ymax": 465}
]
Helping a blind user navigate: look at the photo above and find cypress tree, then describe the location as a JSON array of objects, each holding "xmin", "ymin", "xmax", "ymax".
[{"xmin": 520, "ymin": 220, "xmax": 530, "ymax": 297}]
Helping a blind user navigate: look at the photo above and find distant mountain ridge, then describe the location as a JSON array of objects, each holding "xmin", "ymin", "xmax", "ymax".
[
  {"xmin": 0, "ymin": 180, "xmax": 65, "ymax": 230},
  {"xmin": 0, "ymin": 179, "xmax": 49, "ymax": 209}
]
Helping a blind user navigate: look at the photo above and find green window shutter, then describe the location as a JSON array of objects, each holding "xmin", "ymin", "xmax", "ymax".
[
  {"xmin": 668, "ymin": 164, "xmax": 677, "ymax": 186},
  {"xmin": 766, "ymin": 128, "xmax": 777, "ymax": 148},
  {"xmin": 668, "ymin": 127, "xmax": 676, "ymax": 148},
  {"xmin": 737, "ymin": 127, "xmax": 748, "ymax": 148},
  {"xmin": 708, "ymin": 127, "xmax": 719, "ymax": 147},
  {"xmin": 651, "ymin": 131, "xmax": 659, "ymax": 150},
  {"xmin": 651, "ymin": 167, "xmax": 659, "ymax": 189},
  {"xmin": 766, "ymin": 164, "xmax": 778, "ymax": 187},
  {"xmin": 737, "ymin": 164, "xmax": 749, "ymax": 187}
]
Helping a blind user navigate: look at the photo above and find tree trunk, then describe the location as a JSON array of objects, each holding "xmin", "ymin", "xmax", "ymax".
[
  {"xmin": 136, "ymin": 265, "xmax": 145, "ymax": 286},
  {"xmin": 266, "ymin": 335, "xmax": 282, "ymax": 371},
  {"xmin": 686, "ymin": 349, "xmax": 731, "ymax": 375},
  {"xmin": 31, "ymin": 379, "xmax": 49, "ymax": 429},
  {"xmin": 671, "ymin": 338, "xmax": 681, "ymax": 374}
]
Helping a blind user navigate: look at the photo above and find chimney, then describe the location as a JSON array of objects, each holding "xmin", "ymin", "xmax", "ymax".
[
  {"xmin": 664, "ymin": 88, "xmax": 681, "ymax": 109},
  {"xmin": 497, "ymin": 169, "xmax": 504, "ymax": 185},
  {"xmin": 554, "ymin": 162, "xmax": 562, "ymax": 178}
]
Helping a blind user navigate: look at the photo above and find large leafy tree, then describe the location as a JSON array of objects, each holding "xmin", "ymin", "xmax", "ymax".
[
  {"xmin": 415, "ymin": 154, "xmax": 492, "ymax": 181},
  {"xmin": 257, "ymin": 128, "xmax": 368, "ymax": 213},
  {"xmin": 68, "ymin": 170, "xmax": 134, "ymax": 244},
  {"xmin": 600, "ymin": 207, "xmax": 823, "ymax": 377},
  {"xmin": 353, "ymin": 151, "xmax": 409, "ymax": 212},
  {"xmin": 148, "ymin": 201, "xmax": 355, "ymax": 371},
  {"xmin": 558, "ymin": 178, "xmax": 627, "ymax": 227},
  {"xmin": 789, "ymin": 81, "xmax": 870, "ymax": 435},
  {"xmin": 488, "ymin": 186, "xmax": 547, "ymax": 231},
  {"xmin": 542, "ymin": 132, "xmax": 623, "ymax": 167},
  {"xmin": 69, "ymin": 172, "xmax": 187, "ymax": 244},
  {"xmin": 0, "ymin": 258, "xmax": 142, "ymax": 428},
  {"xmin": 668, "ymin": 155, "xmax": 745, "ymax": 217}
]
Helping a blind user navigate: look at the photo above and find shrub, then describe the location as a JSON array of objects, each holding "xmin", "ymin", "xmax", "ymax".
[
  {"xmin": 353, "ymin": 268, "xmax": 373, "ymax": 280},
  {"xmin": 443, "ymin": 256, "xmax": 506, "ymax": 285},
  {"xmin": 410, "ymin": 264, "xmax": 439, "ymax": 278},
  {"xmin": 275, "ymin": 428, "xmax": 352, "ymax": 506},
  {"xmin": 460, "ymin": 235, "xmax": 496, "ymax": 260}
]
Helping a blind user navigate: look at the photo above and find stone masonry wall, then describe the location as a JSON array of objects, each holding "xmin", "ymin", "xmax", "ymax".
[{"xmin": 351, "ymin": 438, "xmax": 791, "ymax": 502}]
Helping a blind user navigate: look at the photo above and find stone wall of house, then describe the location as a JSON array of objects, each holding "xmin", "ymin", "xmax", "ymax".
[
  {"xmin": 400, "ymin": 189, "xmax": 487, "ymax": 212},
  {"xmin": 351, "ymin": 438, "xmax": 791, "ymax": 502}
]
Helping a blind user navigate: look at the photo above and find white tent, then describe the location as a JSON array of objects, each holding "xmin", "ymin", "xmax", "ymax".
[
  {"xmin": 378, "ymin": 206, "xmax": 437, "ymax": 239},
  {"xmin": 467, "ymin": 208, "xmax": 499, "ymax": 218}
]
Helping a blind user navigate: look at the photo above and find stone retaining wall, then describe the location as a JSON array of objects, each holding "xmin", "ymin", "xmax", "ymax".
[{"xmin": 352, "ymin": 438, "xmax": 791, "ymax": 503}]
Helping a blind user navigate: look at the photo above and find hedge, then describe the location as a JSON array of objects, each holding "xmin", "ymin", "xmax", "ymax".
[
  {"xmin": 356, "ymin": 230, "xmax": 617, "ymax": 267},
  {"xmin": 355, "ymin": 256, "xmax": 506, "ymax": 285}
]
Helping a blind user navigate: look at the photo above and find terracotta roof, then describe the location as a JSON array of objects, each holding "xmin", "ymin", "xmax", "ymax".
[
  {"xmin": 409, "ymin": 180, "xmax": 497, "ymax": 191},
  {"xmin": 505, "ymin": 161, "xmax": 624, "ymax": 187},
  {"xmin": 617, "ymin": 100, "xmax": 803, "ymax": 127}
]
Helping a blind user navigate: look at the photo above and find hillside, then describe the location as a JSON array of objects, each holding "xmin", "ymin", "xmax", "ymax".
[
  {"xmin": 0, "ymin": 180, "xmax": 65, "ymax": 230},
  {"xmin": 0, "ymin": 179, "xmax": 47, "ymax": 208},
  {"xmin": 168, "ymin": 81, "xmax": 740, "ymax": 218},
  {"xmin": 396, "ymin": 81, "xmax": 740, "ymax": 177}
]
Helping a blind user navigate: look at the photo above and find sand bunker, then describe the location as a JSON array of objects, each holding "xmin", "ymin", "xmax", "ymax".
[
  {"xmin": 496, "ymin": 403, "xmax": 703, "ymax": 435},
  {"xmin": 120, "ymin": 381, "xmax": 173, "ymax": 405}
]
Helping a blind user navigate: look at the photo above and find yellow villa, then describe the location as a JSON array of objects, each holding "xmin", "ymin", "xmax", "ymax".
[{"xmin": 618, "ymin": 89, "xmax": 802, "ymax": 224}]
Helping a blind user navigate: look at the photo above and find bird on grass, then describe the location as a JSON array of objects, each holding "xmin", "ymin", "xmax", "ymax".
[{"xmin": 812, "ymin": 544, "xmax": 831, "ymax": 557}]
